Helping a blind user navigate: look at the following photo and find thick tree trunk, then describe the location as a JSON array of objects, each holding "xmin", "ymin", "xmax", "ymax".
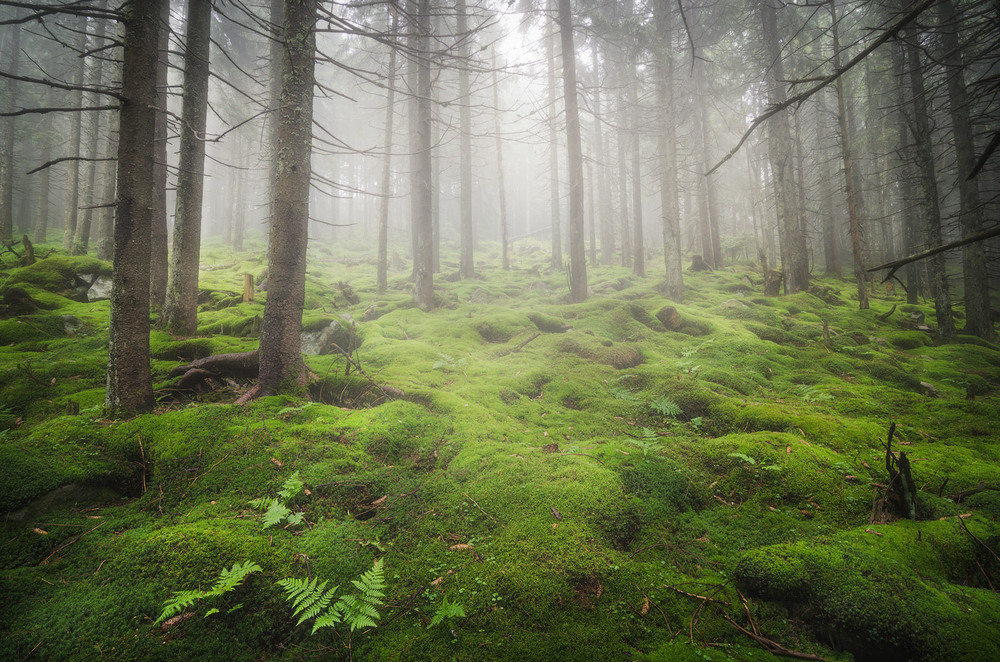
[
  {"xmin": 830, "ymin": 0, "xmax": 868, "ymax": 309},
  {"xmin": 95, "ymin": 18, "xmax": 122, "ymax": 262},
  {"xmin": 655, "ymin": 0, "xmax": 683, "ymax": 300},
  {"xmin": 106, "ymin": 0, "xmax": 163, "ymax": 418},
  {"xmin": 267, "ymin": 0, "xmax": 284, "ymax": 257},
  {"xmin": 149, "ymin": 0, "xmax": 170, "ymax": 306},
  {"xmin": 814, "ymin": 90, "xmax": 841, "ymax": 277},
  {"xmin": 457, "ymin": 0, "xmax": 474, "ymax": 278},
  {"xmin": 937, "ymin": 0, "xmax": 995, "ymax": 341},
  {"xmin": 760, "ymin": 0, "xmax": 809, "ymax": 293},
  {"xmin": 162, "ymin": 0, "xmax": 212, "ymax": 335},
  {"xmin": 377, "ymin": 7, "xmax": 397, "ymax": 292},
  {"xmin": 0, "ymin": 13, "xmax": 20, "ymax": 243},
  {"xmin": 556, "ymin": 0, "xmax": 587, "ymax": 302},
  {"xmin": 255, "ymin": 0, "xmax": 316, "ymax": 396}
]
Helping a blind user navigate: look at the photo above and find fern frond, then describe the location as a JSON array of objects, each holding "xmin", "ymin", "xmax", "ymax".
[
  {"xmin": 154, "ymin": 561, "xmax": 262, "ymax": 625},
  {"xmin": 261, "ymin": 500, "xmax": 292, "ymax": 529},
  {"xmin": 311, "ymin": 606, "xmax": 342, "ymax": 634},
  {"xmin": 211, "ymin": 561, "xmax": 262, "ymax": 595},
  {"xmin": 278, "ymin": 577, "xmax": 340, "ymax": 627},
  {"xmin": 277, "ymin": 471, "xmax": 304, "ymax": 501}
]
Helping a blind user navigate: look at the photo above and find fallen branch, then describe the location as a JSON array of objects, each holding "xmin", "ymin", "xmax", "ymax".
[
  {"xmin": 497, "ymin": 332, "xmax": 540, "ymax": 357},
  {"xmin": 723, "ymin": 614, "xmax": 827, "ymax": 661},
  {"xmin": 663, "ymin": 584, "xmax": 731, "ymax": 606},
  {"xmin": 946, "ymin": 481, "xmax": 999, "ymax": 503}
]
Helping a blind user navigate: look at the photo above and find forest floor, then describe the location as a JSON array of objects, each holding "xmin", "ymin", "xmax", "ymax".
[{"xmin": 1, "ymin": 238, "xmax": 999, "ymax": 661}]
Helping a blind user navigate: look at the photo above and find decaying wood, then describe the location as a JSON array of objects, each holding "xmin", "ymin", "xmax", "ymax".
[
  {"xmin": 947, "ymin": 481, "xmax": 999, "ymax": 504},
  {"xmin": 497, "ymin": 332, "xmax": 540, "ymax": 357},
  {"xmin": 168, "ymin": 350, "xmax": 260, "ymax": 379},
  {"xmin": 872, "ymin": 423, "xmax": 917, "ymax": 522},
  {"xmin": 723, "ymin": 614, "xmax": 828, "ymax": 661}
]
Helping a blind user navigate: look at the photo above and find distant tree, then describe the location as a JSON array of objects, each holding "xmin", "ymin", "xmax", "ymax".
[
  {"xmin": 546, "ymin": 6, "xmax": 562, "ymax": 270},
  {"xmin": 492, "ymin": 48, "xmax": 511, "ymax": 271},
  {"xmin": 556, "ymin": 0, "xmax": 587, "ymax": 302},
  {"xmin": 410, "ymin": 0, "xmax": 434, "ymax": 310},
  {"xmin": 106, "ymin": 0, "xmax": 164, "ymax": 418},
  {"xmin": 149, "ymin": 0, "xmax": 171, "ymax": 305},
  {"xmin": 0, "ymin": 9, "xmax": 21, "ymax": 243},
  {"xmin": 62, "ymin": 14, "xmax": 86, "ymax": 252},
  {"xmin": 162, "ymin": 0, "xmax": 213, "ymax": 335},
  {"xmin": 457, "ymin": 0, "xmax": 475, "ymax": 279},
  {"xmin": 377, "ymin": 6, "xmax": 398, "ymax": 292},
  {"xmin": 654, "ymin": 0, "xmax": 682, "ymax": 300}
]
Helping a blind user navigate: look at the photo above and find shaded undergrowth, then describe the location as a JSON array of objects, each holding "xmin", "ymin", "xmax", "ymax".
[{"xmin": 1, "ymin": 238, "xmax": 998, "ymax": 661}]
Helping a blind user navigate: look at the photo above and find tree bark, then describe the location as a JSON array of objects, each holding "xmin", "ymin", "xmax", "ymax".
[
  {"xmin": 829, "ymin": 0, "xmax": 868, "ymax": 309},
  {"xmin": 0, "ymin": 12, "xmax": 20, "ymax": 243},
  {"xmin": 106, "ymin": 0, "xmax": 163, "ymax": 418},
  {"xmin": 34, "ymin": 117, "xmax": 51, "ymax": 243},
  {"xmin": 492, "ymin": 49, "xmax": 510, "ymax": 271},
  {"xmin": 630, "ymin": 69, "xmax": 644, "ymax": 277},
  {"xmin": 556, "ymin": 0, "xmax": 587, "ymax": 302},
  {"xmin": 457, "ymin": 0, "xmax": 474, "ymax": 278},
  {"xmin": 62, "ymin": 15, "xmax": 87, "ymax": 252},
  {"xmin": 254, "ymin": 0, "xmax": 316, "ymax": 396},
  {"xmin": 411, "ymin": 0, "xmax": 434, "ymax": 310},
  {"xmin": 937, "ymin": 0, "xmax": 995, "ymax": 341},
  {"xmin": 377, "ymin": 6, "xmax": 397, "ymax": 292},
  {"xmin": 760, "ymin": 0, "xmax": 810, "ymax": 293},
  {"xmin": 814, "ymin": 89, "xmax": 841, "ymax": 277},
  {"xmin": 162, "ymin": 0, "xmax": 212, "ymax": 335},
  {"xmin": 591, "ymin": 44, "xmax": 614, "ymax": 265},
  {"xmin": 655, "ymin": 0, "xmax": 683, "ymax": 300},
  {"xmin": 546, "ymin": 11, "xmax": 563, "ymax": 270},
  {"xmin": 149, "ymin": 0, "xmax": 170, "ymax": 305}
]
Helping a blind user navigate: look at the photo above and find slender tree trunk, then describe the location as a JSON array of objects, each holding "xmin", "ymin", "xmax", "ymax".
[
  {"xmin": 71, "ymin": 2, "xmax": 108, "ymax": 254},
  {"xmin": 591, "ymin": 44, "xmax": 614, "ymax": 265},
  {"xmin": 411, "ymin": 0, "xmax": 434, "ymax": 309},
  {"xmin": 457, "ymin": 0, "xmax": 474, "ymax": 278},
  {"xmin": 630, "ymin": 72, "xmax": 644, "ymax": 277},
  {"xmin": 556, "ymin": 0, "xmax": 587, "ymax": 302},
  {"xmin": 149, "ymin": 0, "xmax": 170, "ymax": 306},
  {"xmin": 656, "ymin": 0, "xmax": 682, "ymax": 300},
  {"xmin": 892, "ymin": 40, "xmax": 921, "ymax": 304},
  {"xmin": 814, "ymin": 90, "xmax": 841, "ymax": 277},
  {"xmin": 34, "ymin": 118, "xmax": 52, "ymax": 243},
  {"xmin": 937, "ymin": 0, "xmax": 995, "ymax": 340},
  {"xmin": 106, "ymin": 0, "xmax": 163, "ymax": 418},
  {"xmin": 546, "ymin": 12, "xmax": 563, "ymax": 270},
  {"xmin": 695, "ymin": 58, "xmax": 721, "ymax": 269},
  {"xmin": 377, "ymin": 7, "xmax": 397, "ymax": 292},
  {"xmin": 761, "ymin": 0, "xmax": 809, "ymax": 293},
  {"xmin": 254, "ymin": 0, "xmax": 316, "ymax": 395},
  {"xmin": 903, "ymin": 0, "xmax": 955, "ymax": 339},
  {"xmin": 0, "ymin": 13, "xmax": 20, "ymax": 243},
  {"xmin": 586, "ymin": 143, "xmax": 597, "ymax": 266},
  {"xmin": 62, "ymin": 16, "xmax": 87, "ymax": 252},
  {"xmin": 830, "ymin": 0, "xmax": 868, "ymax": 309},
  {"xmin": 616, "ymin": 98, "xmax": 631, "ymax": 268},
  {"xmin": 492, "ymin": 50, "xmax": 510, "ymax": 271},
  {"xmin": 162, "ymin": 0, "xmax": 212, "ymax": 335}
]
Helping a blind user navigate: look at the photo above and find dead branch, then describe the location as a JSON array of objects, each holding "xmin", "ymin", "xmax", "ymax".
[
  {"xmin": 723, "ymin": 614, "xmax": 828, "ymax": 661},
  {"xmin": 867, "ymin": 225, "xmax": 1000, "ymax": 282}
]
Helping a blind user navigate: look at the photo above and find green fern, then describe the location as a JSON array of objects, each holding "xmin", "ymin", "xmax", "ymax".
[
  {"xmin": 155, "ymin": 561, "xmax": 262, "ymax": 625},
  {"xmin": 279, "ymin": 559, "xmax": 385, "ymax": 634},
  {"xmin": 428, "ymin": 595, "xmax": 466, "ymax": 629},
  {"xmin": 248, "ymin": 471, "xmax": 305, "ymax": 529},
  {"xmin": 649, "ymin": 396, "xmax": 682, "ymax": 418}
]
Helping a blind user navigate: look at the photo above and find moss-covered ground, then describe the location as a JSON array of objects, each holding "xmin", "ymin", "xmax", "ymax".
[{"xmin": 1, "ymin": 239, "xmax": 998, "ymax": 661}]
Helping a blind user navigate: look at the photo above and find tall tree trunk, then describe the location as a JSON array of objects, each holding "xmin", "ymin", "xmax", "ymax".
[
  {"xmin": 556, "ymin": 0, "xmax": 587, "ymax": 302},
  {"xmin": 760, "ymin": 0, "xmax": 809, "ymax": 293},
  {"xmin": 492, "ymin": 50, "xmax": 510, "ymax": 271},
  {"xmin": 267, "ymin": 0, "xmax": 284, "ymax": 256},
  {"xmin": 457, "ymin": 0, "xmax": 474, "ymax": 278},
  {"xmin": 72, "ymin": 1, "xmax": 109, "ymax": 255},
  {"xmin": 546, "ymin": 13, "xmax": 563, "ymax": 269},
  {"xmin": 830, "ymin": 0, "xmax": 868, "ymax": 309},
  {"xmin": 695, "ymin": 58, "xmax": 720, "ymax": 269},
  {"xmin": 255, "ymin": 0, "xmax": 316, "ymax": 395},
  {"xmin": 95, "ymin": 17, "xmax": 122, "ymax": 262},
  {"xmin": 904, "ymin": 0, "xmax": 955, "ymax": 339},
  {"xmin": 149, "ymin": 0, "xmax": 170, "ymax": 306},
  {"xmin": 814, "ymin": 89, "xmax": 841, "ymax": 277},
  {"xmin": 34, "ymin": 118, "xmax": 52, "ymax": 243},
  {"xmin": 591, "ymin": 44, "xmax": 614, "ymax": 265},
  {"xmin": 892, "ymin": 40, "xmax": 921, "ymax": 305},
  {"xmin": 937, "ymin": 0, "xmax": 995, "ymax": 340},
  {"xmin": 630, "ymin": 71, "xmax": 644, "ymax": 277},
  {"xmin": 0, "ymin": 12, "xmax": 20, "ymax": 243},
  {"xmin": 616, "ymin": 97, "xmax": 631, "ymax": 268},
  {"xmin": 162, "ymin": 0, "xmax": 212, "ymax": 335},
  {"xmin": 377, "ymin": 7, "xmax": 397, "ymax": 292},
  {"xmin": 586, "ymin": 143, "xmax": 597, "ymax": 266},
  {"xmin": 411, "ymin": 0, "xmax": 434, "ymax": 309},
  {"xmin": 62, "ymin": 16, "xmax": 87, "ymax": 252},
  {"xmin": 655, "ymin": 0, "xmax": 682, "ymax": 300},
  {"xmin": 106, "ymin": 0, "xmax": 163, "ymax": 418}
]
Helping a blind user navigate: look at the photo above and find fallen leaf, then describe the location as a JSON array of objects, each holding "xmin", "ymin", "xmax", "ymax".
[
  {"xmin": 641, "ymin": 596, "xmax": 650, "ymax": 615},
  {"xmin": 270, "ymin": 458, "xmax": 283, "ymax": 467},
  {"xmin": 786, "ymin": 446, "xmax": 792, "ymax": 454},
  {"xmin": 862, "ymin": 460, "xmax": 871, "ymax": 469},
  {"xmin": 541, "ymin": 443, "xmax": 559, "ymax": 453},
  {"xmin": 450, "ymin": 543, "xmax": 474, "ymax": 551},
  {"xmin": 845, "ymin": 475, "xmax": 859, "ymax": 482},
  {"xmin": 303, "ymin": 488, "xmax": 312, "ymax": 496},
  {"xmin": 865, "ymin": 528, "xmax": 883, "ymax": 536},
  {"xmin": 33, "ymin": 528, "xmax": 48, "ymax": 535},
  {"xmin": 799, "ymin": 510, "xmax": 814, "ymax": 518},
  {"xmin": 160, "ymin": 612, "xmax": 195, "ymax": 631},
  {"xmin": 430, "ymin": 576, "xmax": 443, "ymax": 586},
  {"xmin": 371, "ymin": 495, "xmax": 388, "ymax": 507},
  {"xmin": 551, "ymin": 507, "xmax": 562, "ymax": 520}
]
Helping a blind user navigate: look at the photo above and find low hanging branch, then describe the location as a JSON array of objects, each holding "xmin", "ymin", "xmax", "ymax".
[
  {"xmin": 0, "ymin": 104, "xmax": 119, "ymax": 118},
  {"xmin": 707, "ymin": 0, "xmax": 938, "ymax": 175},
  {"xmin": 866, "ymin": 225, "xmax": 1000, "ymax": 282}
]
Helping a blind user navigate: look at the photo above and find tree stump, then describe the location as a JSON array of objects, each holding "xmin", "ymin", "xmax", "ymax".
[{"xmin": 242, "ymin": 273, "xmax": 253, "ymax": 302}]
